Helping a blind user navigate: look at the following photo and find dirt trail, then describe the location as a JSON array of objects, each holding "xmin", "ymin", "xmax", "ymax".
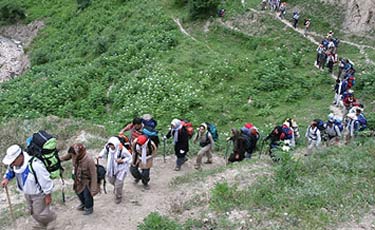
[
  {"xmin": 173, "ymin": 18, "xmax": 197, "ymax": 42},
  {"xmin": 7, "ymin": 154, "xmax": 230, "ymax": 230}
]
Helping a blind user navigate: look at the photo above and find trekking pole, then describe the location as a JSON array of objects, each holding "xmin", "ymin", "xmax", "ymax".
[
  {"xmin": 4, "ymin": 185, "xmax": 15, "ymax": 221},
  {"xmin": 161, "ymin": 132, "xmax": 166, "ymax": 163},
  {"xmin": 224, "ymin": 140, "xmax": 230, "ymax": 166},
  {"xmin": 61, "ymin": 178, "xmax": 66, "ymax": 204},
  {"xmin": 259, "ymin": 140, "xmax": 265, "ymax": 159}
]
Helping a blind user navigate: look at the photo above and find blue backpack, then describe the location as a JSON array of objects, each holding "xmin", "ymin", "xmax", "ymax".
[
  {"xmin": 357, "ymin": 114, "xmax": 367, "ymax": 130},
  {"xmin": 333, "ymin": 119, "xmax": 344, "ymax": 132},
  {"xmin": 314, "ymin": 119, "xmax": 326, "ymax": 131},
  {"xmin": 205, "ymin": 122, "xmax": 218, "ymax": 142},
  {"xmin": 281, "ymin": 126, "xmax": 293, "ymax": 140}
]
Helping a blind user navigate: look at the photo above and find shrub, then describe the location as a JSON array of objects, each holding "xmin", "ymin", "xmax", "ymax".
[
  {"xmin": 0, "ymin": 1, "xmax": 26, "ymax": 23},
  {"xmin": 138, "ymin": 212, "xmax": 182, "ymax": 230},
  {"xmin": 188, "ymin": 0, "xmax": 220, "ymax": 19}
]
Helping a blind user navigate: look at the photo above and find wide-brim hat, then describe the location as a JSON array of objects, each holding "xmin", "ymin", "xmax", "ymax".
[{"xmin": 3, "ymin": 145, "xmax": 22, "ymax": 165}]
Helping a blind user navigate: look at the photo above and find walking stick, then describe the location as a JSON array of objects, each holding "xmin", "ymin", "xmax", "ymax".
[
  {"xmin": 4, "ymin": 185, "xmax": 15, "ymax": 221},
  {"xmin": 61, "ymin": 178, "xmax": 66, "ymax": 204},
  {"xmin": 224, "ymin": 140, "xmax": 231, "ymax": 166},
  {"xmin": 259, "ymin": 140, "xmax": 265, "ymax": 159},
  {"xmin": 162, "ymin": 133, "xmax": 166, "ymax": 163}
]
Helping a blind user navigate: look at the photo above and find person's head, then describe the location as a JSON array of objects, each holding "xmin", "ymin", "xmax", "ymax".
[
  {"xmin": 199, "ymin": 123, "xmax": 207, "ymax": 133},
  {"xmin": 107, "ymin": 136, "xmax": 120, "ymax": 151},
  {"xmin": 132, "ymin": 117, "xmax": 143, "ymax": 130},
  {"xmin": 3, "ymin": 145, "xmax": 24, "ymax": 167},
  {"xmin": 311, "ymin": 121, "xmax": 317, "ymax": 128},
  {"xmin": 107, "ymin": 143, "xmax": 116, "ymax": 151},
  {"xmin": 355, "ymin": 108, "xmax": 363, "ymax": 115},
  {"xmin": 171, "ymin": 119, "xmax": 181, "ymax": 129},
  {"xmin": 68, "ymin": 143, "xmax": 87, "ymax": 158}
]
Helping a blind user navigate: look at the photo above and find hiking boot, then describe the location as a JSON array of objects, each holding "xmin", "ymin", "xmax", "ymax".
[
  {"xmin": 204, "ymin": 160, "xmax": 212, "ymax": 164},
  {"xmin": 194, "ymin": 164, "xmax": 201, "ymax": 170},
  {"xmin": 174, "ymin": 166, "xmax": 181, "ymax": 171},
  {"xmin": 143, "ymin": 184, "xmax": 150, "ymax": 190},
  {"xmin": 183, "ymin": 158, "xmax": 188, "ymax": 163},
  {"xmin": 83, "ymin": 208, "xmax": 93, "ymax": 215},
  {"xmin": 115, "ymin": 197, "xmax": 122, "ymax": 204},
  {"xmin": 76, "ymin": 203, "xmax": 85, "ymax": 211},
  {"xmin": 134, "ymin": 179, "xmax": 140, "ymax": 184}
]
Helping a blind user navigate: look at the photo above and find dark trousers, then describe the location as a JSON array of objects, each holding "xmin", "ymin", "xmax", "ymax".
[
  {"xmin": 130, "ymin": 165, "xmax": 150, "ymax": 185},
  {"xmin": 77, "ymin": 186, "xmax": 93, "ymax": 210}
]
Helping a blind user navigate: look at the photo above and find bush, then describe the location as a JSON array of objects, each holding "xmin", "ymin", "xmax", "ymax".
[
  {"xmin": 138, "ymin": 212, "xmax": 182, "ymax": 230},
  {"xmin": 188, "ymin": 0, "xmax": 220, "ymax": 19},
  {"xmin": 0, "ymin": 1, "xmax": 26, "ymax": 23}
]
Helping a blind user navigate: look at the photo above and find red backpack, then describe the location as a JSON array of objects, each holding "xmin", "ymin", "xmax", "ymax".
[{"xmin": 180, "ymin": 120, "xmax": 194, "ymax": 138}]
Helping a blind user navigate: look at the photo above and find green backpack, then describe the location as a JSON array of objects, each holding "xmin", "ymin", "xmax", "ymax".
[{"xmin": 26, "ymin": 131, "xmax": 63, "ymax": 180}]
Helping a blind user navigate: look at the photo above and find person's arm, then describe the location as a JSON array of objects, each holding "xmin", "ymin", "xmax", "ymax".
[
  {"xmin": 334, "ymin": 125, "xmax": 341, "ymax": 137},
  {"xmin": 98, "ymin": 146, "xmax": 108, "ymax": 159},
  {"xmin": 208, "ymin": 133, "xmax": 215, "ymax": 149},
  {"xmin": 165, "ymin": 129, "xmax": 172, "ymax": 139},
  {"xmin": 33, "ymin": 161, "xmax": 54, "ymax": 198},
  {"xmin": 316, "ymin": 130, "xmax": 321, "ymax": 145},
  {"xmin": 120, "ymin": 123, "xmax": 133, "ymax": 134},
  {"xmin": 1, "ymin": 167, "xmax": 15, "ymax": 187},
  {"xmin": 59, "ymin": 152, "xmax": 72, "ymax": 162}
]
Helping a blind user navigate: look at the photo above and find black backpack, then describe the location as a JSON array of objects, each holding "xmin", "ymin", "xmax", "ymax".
[{"xmin": 96, "ymin": 161, "xmax": 107, "ymax": 194}]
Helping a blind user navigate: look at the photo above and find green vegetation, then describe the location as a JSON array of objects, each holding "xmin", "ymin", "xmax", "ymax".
[
  {"xmin": 0, "ymin": 0, "xmax": 374, "ymax": 229},
  {"xmin": 207, "ymin": 140, "xmax": 375, "ymax": 229}
]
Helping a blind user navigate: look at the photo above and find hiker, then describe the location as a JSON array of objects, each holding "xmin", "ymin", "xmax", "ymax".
[
  {"xmin": 333, "ymin": 79, "xmax": 342, "ymax": 106},
  {"xmin": 227, "ymin": 129, "xmax": 247, "ymax": 163},
  {"xmin": 218, "ymin": 8, "xmax": 225, "ymax": 17},
  {"xmin": 316, "ymin": 44, "xmax": 325, "ymax": 66},
  {"xmin": 355, "ymin": 108, "xmax": 367, "ymax": 131},
  {"xmin": 261, "ymin": 0, "xmax": 267, "ymax": 10},
  {"xmin": 120, "ymin": 117, "xmax": 144, "ymax": 142},
  {"xmin": 263, "ymin": 126, "xmax": 284, "ymax": 159},
  {"xmin": 278, "ymin": 2, "xmax": 286, "ymax": 19},
  {"xmin": 326, "ymin": 50, "xmax": 337, "ymax": 74},
  {"xmin": 193, "ymin": 123, "xmax": 214, "ymax": 170},
  {"xmin": 163, "ymin": 119, "xmax": 189, "ymax": 171},
  {"xmin": 98, "ymin": 136, "xmax": 132, "ymax": 204},
  {"xmin": 130, "ymin": 135, "xmax": 157, "ymax": 189},
  {"xmin": 324, "ymin": 118, "xmax": 342, "ymax": 145},
  {"xmin": 292, "ymin": 11, "xmax": 299, "ymax": 28},
  {"xmin": 343, "ymin": 94, "xmax": 359, "ymax": 112},
  {"xmin": 284, "ymin": 118, "xmax": 300, "ymax": 146},
  {"xmin": 305, "ymin": 121, "xmax": 322, "ymax": 155},
  {"xmin": 141, "ymin": 114, "xmax": 157, "ymax": 130},
  {"xmin": 304, "ymin": 18, "xmax": 310, "ymax": 36},
  {"xmin": 1, "ymin": 145, "xmax": 56, "ymax": 229},
  {"xmin": 240, "ymin": 125, "xmax": 259, "ymax": 159},
  {"xmin": 337, "ymin": 58, "xmax": 345, "ymax": 79},
  {"xmin": 345, "ymin": 113, "xmax": 359, "ymax": 144},
  {"xmin": 60, "ymin": 144, "xmax": 98, "ymax": 215}
]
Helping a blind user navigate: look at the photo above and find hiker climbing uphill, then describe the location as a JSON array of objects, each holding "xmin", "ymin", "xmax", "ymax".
[
  {"xmin": 2, "ymin": 145, "xmax": 57, "ymax": 229},
  {"xmin": 305, "ymin": 121, "xmax": 322, "ymax": 155},
  {"xmin": 60, "ymin": 144, "xmax": 98, "ymax": 215},
  {"xmin": 130, "ymin": 135, "xmax": 157, "ymax": 189},
  {"xmin": 120, "ymin": 117, "xmax": 144, "ymax": 142},
  {"xmin": 98, "ymin": 136, "xmax": 132, "ymax": 204},
  {"xmin": 193, "ymin": 123, "xmax": 214, "ymax": 170},
  {"xmin": 227, "ymin": 128, "xmax": 247, "ymax": 163},
  {"xmin": 163, "ymin": 119, "xmax": 190, "ymax": 171}
]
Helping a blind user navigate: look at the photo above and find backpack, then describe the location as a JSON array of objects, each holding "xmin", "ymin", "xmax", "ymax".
[
  {"xmin": 142, "ymin": 127, "xmax": 160, "ymax": 147},
  {"xmin": 96, "ymin": 162, "xmax": 107, "ymax": 194},
  {"xmin": 180, "ymin": 120, "xmax": 194, "ymax": 138},
  {"xmin": 116, "ymin": 135, "xmax": 132, "ymax": 154},
  {"xmin": 293, "ymin": 13, "xmax": 299, "ymax": 20},
  {"xmin": 333, "ymin": 119, "xmax": 344, "ymax": 132},
  {"xmin": 26, "ymin": 130, "xmax": 63, "ymax": 180},
  {"xmin": 205, "ymin": 122, "xmax": 218, "ymax": 142},
  {"xmin": 314, "ymin": 119, "xmax": 326, "ymax": 131},
  {"xmin": 280, "ymin": 125, "xmax": 293, "ymax": 140}
]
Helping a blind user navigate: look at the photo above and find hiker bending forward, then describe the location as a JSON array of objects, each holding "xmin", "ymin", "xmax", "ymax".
[
  {"xmin": 98, "ymin": 137, "xmax": 132, "ymax": 204},
  {"xmin": 1, "ymin": 145, "xmax": 56, "ymax": 229},
  {"xmin": 130, "ymin": 135, "xmax": 157, "ymax": 188},
  {"xmin": 193, "ymin": 123, "xmax": 214, "ymax": 170},
  {"xmin": 164, "ymin": 119, "xmax": 189, "ymax": 171},
  {"xmin": 61, "ymin": 144, "xmax": 98, "ymax": 215}
]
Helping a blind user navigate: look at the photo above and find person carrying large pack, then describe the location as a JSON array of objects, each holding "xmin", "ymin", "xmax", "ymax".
[
  {"xmin": 2, "ymin": 145, "xmax": 57, "ymax": 229},
  {"xmin": 130, "ymin": 135, "xmax": 157, "ymax": 189},
  {"xmin": 240, "ymin": 126, "xmax": 258, "ymax": 159},
  {"xmin": 263, "ymin": 126, "xmax": 285, "ymax": 160},
  {"xmin": 193, "ymin": 123, "xmax": 215, "ymax": 170},
  {"xmin": 324, "ymin": 116, "xmax": 342, "ymax": 146},
  {"xmin": 120, "ymin": 117, "xmax": 144, "ymax": 143},
  {"xmin": 227, "ymin": 129, "xmax": 247, "ymax": 163}
]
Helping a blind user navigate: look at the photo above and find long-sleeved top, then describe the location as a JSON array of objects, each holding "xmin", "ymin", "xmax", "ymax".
[
  {"xmin": 99, "ymin": 137, "xmax": 132, "ymax": 181},
  {"xmin": 166, "ymin": 126, "xmax": 189, "ymax": 157},
  {"xmin": 60, "ymin": 151, "xmax": 98, "ymax": 194},
  {"xmin": 305, "ymin": 126, "xmax": 321, "ymax": 144},
  {"xmin": 4, "ymin": 152, "xmax": 54, "ymax": 195},
  {"xmin": 325, "ymin": 124, "xmax": 341, "ymax": 137},
  {"xmin": 131, "ymin": 139, "xmax": 157, "ymax": 169}
]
